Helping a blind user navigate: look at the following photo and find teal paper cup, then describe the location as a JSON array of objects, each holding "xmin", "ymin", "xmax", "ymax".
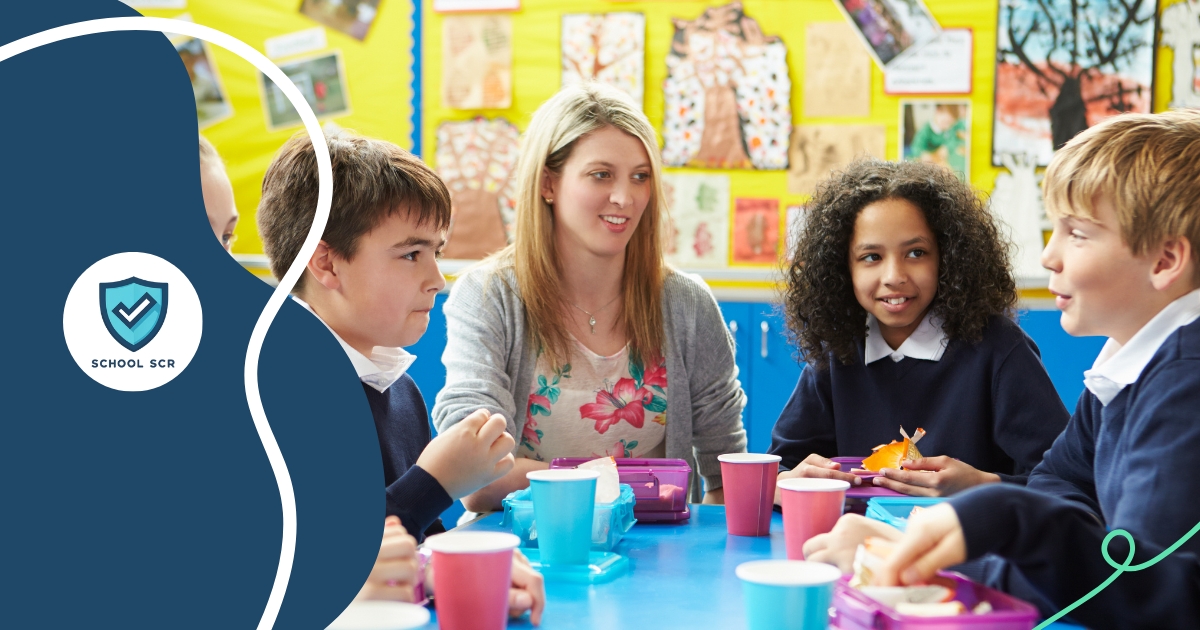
[
  {"xmin": 736, "ymin": 560, "xmax": 841, "ymax": 630},
  {"xmin": 526, "ymin": 468, "xmax": 600, "ymax": 566}
]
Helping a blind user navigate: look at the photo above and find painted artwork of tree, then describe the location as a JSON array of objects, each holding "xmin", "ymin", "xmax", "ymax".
[
  {"xmin": 562, "ymin": 13, "xmax": 645, "ymax": 108},
  {"xmin": 435, "ymin": 118, "xmax": 520, "ymax": 260},
  {"xmin": 993, "ymin": 0, "xmax": 1157, "ymax": 166},
  {"xmin": 662, "ymin": 2, "xmax": 791, "ymax": 170}
]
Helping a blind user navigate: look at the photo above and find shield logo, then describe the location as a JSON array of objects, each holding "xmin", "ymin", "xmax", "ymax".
[{"xmin": 99, "ymin": 277, "xmax": 169, "ymax": 352}]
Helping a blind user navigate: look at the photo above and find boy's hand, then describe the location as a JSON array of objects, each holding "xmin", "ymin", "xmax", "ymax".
[
  {"xmin": 803, "ymin": 513, "xmax": 903, "ymax": 573},
  {"xmin": 775, "ymin": 454, "xmax": 861, "ymax": 505},
  {"xmin": 873, "ymin": 503, "xmax": 966, "ymax": 586},
  {"xmin": 508, "ymin": 550, "xmax": 545, "ymax": 625},
  {"xmin": 418, "ymin": 409, "xmax": 516, "ymax": 500},
  {"xmin": 355, "ymin": 516, "xmax": 419, "ymax": 602},
  {"xmin": 872, "ymin": 457, "xmax": 1000, "ymax": 497}
]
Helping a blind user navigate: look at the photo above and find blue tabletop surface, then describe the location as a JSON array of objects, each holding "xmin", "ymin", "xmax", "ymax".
[{"xmin": 415, "ymin": 504, "xmax": 1085, "ymax": 630}]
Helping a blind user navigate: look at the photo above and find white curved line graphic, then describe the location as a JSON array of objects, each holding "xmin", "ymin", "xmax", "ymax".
[{"xmin": 0, "ymin": 17, "xmax": 330, "ymax": 630}]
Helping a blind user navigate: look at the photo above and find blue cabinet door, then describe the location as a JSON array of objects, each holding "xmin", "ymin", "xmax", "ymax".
[
  {"xmin": 718, "ymin": 302, "xmax": 753, "ymax": 447},
  {"xmin": 1017, "ymin": 309, "xmax": 1105, "ymax": 408},
  {"xmin": 748, "ymin": 306, "xmax": 804, "ymax": 454}
]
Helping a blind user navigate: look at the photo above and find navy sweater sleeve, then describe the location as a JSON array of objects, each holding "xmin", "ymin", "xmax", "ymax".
[
  {"xmin": 989, "ymin": 331, "xmax": 1071, "ymax": 485},
  {"xmin": 768, "ymin": 364, "xmax": 838, "ymax": 471},
  {"xmin": 1027, "ymin": 392, "xmax": 1103, "ymax": 519},
  {"xmin": 386, "ymin": 465, "xmax": 452, "ymax": 542}
]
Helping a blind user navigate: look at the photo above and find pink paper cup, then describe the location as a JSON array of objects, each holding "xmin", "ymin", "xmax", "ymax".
[
  {"xmin": 778, "ymin": 478, "xmax": 850, "ymax": 559},
  {"xmin": 425, "ymin": 531, "xmax": 520, "ymax": 630},
  {"xmin": 719, "ymin": 453, "xmax": 783, "ymax": 536}
]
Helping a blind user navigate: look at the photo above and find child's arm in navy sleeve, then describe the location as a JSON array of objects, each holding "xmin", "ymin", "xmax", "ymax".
[
  {"xmin": 989, "ymin": 334, "xmax": 1071, "ymax": 484},
  {"xmin": 1026, "ymin": 392, "xmax": 1103, "ymax": 519},
  {"xmin": 385, "ymin": 466, "xmax": 454, "ymax": 543},
  {"xmin": 768, "ymin": 364, "xmax": 838, "ymax": 470}
]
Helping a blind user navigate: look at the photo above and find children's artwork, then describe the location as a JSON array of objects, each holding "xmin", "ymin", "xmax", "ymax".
[
  {"xmin": 260, "ymin": 51, "xmax": 350, "ymax": 131},
  {"xmin": 175, "ymin": 36, "xmax": 232, "ymax": 129},
  {"xmin": 662, "ymin": 174, "xmax": 731, "ymax": 268},
  {"xmin": 435, "ymin": 118, "xmax": 520, "ymax": 260},
  {"xmin": 299, "ymin": 0, "xmax": 381, "ymax": 41},
  {"xmin": 787, "ymin": 124, "xmax": 886, "ymax": 195},
  {"xmin": 833, "ymin": 0, "xmax": 941, "ymax": 68},
  {"xmin": 901, "ymin": 101, "xmax": 970, "ymax": 181},
  {"xmin": 991, "ymin": 153, "xmax": 1049, "ymax": 281},
  {"xmin": 264, "ymin": 26, "xmax": 327, "ymax": 60},
  {"xmin": 804, "ymin": 22, "xmax": 871, "ymax": 118},
  {"xmin": 442, "ymin": 15, "xmax": 513, "ymax": 110},
  {"xmin": 1161, "ymin": 0, "xmax": 1200, "ymax": 108},
  {"xmin": 884, "ymin": 28, "xmax": 974, "ymax": 94},
  {"xmin": 733, "ymin": 198, "xmax": 780, "ymax": 264},
  {"xmin": 561, "ymin": 13, "xmax": 646, "ymax": 108},
  {"xmin": 661, "ymin": 2, "xmax": 792, "ymax": 170},
  {"xmin": 784, "ymin": 204, "xmax": 806, "ymax": 261},
  {"xmin": 993, "ymin": 0, "xmax": 1158, "ymax": 166}
]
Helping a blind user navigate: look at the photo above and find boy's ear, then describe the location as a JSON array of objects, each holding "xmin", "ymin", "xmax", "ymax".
[
  {"xmin": 306, "ymin": 240, "xmax": 341, "ymax": 291},
  {"xmin": 1150, "ymin": 236, "xmax": 1194, "ymax": 292}
]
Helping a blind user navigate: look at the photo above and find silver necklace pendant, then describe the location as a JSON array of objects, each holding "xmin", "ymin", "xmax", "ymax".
[{"xmin": 589, "ymin": 316, "xmax": 597, "ymax": 334}]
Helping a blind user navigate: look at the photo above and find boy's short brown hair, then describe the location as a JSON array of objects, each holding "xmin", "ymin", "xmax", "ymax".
[
  {"xmin": 257, "ymin": 130, "xmax": 451, "ymax": 291},
  {"xmin": 1043, "ymin": 110, "xmax": 1200, "ymax": 264}
]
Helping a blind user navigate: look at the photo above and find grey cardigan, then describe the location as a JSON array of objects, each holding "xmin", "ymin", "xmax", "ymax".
[{"xmin": 431, "ymin": 262, "xmax": 748, "ymax": 495}]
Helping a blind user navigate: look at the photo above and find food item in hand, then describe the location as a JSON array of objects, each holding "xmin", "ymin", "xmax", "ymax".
[
  {"xmin": 861, "ymin": 427, "xmax": 926, "ymax": 472},
  {"xmin": 894, "ymin": 601, "xmax": 967, "ymax": 616},
  {"xmin": 858, "ymin": 584, "xmax": 955, "ymax": 607}
]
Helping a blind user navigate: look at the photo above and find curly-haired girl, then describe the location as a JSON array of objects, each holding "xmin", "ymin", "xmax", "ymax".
[{"xmin": 768, "ymin": 159, "xmax": 1069, "ymax": 499}]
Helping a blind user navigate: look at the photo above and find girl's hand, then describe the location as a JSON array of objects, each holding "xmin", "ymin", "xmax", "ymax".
[
  {"xmin": 873, "ymin": 503, "xmax": 966, "ymax": 586},
  {"xmin": 356, "ymin": 516, "xmax": 419, "ymax": 602},
  {"xmin": 872, "ymin": 456, "xmax": 999, "ymax": 497},
  {"xmin": 802, "ymin": 513, "xmax": 903, "ymax": 573},
  {"xmin": 508, "ymin": 550, "xmax": 545, "ymax": 625},
  {"xmin": 775, "ymin": 454, "xmax": 862, "ymax": 505}
]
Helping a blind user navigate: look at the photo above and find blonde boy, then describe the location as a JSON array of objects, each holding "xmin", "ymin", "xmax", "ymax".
[{"xmin": 874, "ymin": 110, "xmax": 1200, "ymax": 627}]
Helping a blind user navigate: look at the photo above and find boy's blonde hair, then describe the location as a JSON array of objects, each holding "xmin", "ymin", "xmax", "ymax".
[
  {"xmin": 1043, "ymin": 110, "xmax": 1200, "ymax": 264},
  {"xmin": 497, "ymin": 83, "xmax": 667, "ymax": 366},
  {"xmin": 199, "ymin": 134, "xmax": 222, "ymax": 169}
]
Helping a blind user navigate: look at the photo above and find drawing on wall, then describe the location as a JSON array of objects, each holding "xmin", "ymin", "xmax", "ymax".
[
  {"xmin": 804, "ymin": 22, "xmax": 872, "ymax": 118},
  {"xmin": 662, "ymin": 173, "xmax": 731, "ymax": 268},
  {"xmin": 883, "ymin": 28, "xmax": 974, "ymax": 94},
  {"xmin": 661, "ymin": 2, "xmax": 792, "ymax": 170},
  {"xmin": 299, "ymin": 0, "xmax": 381, "ymax": 41},
  {"xmin": 993, "ymin": 0, "xmax": 1158, "ymax": 166},
  {"xmin": 435, "ymin": 118, "xmax": 520, "ymax": 260},
  {"xmin": 175, "ymin": 36, "xmax": 232, "ymax": 129},
  {"xmin": 901, "ymin": 101, "xmax": 970, "ymax": 181},
  {"xmin": 443, "ymin": 14, "xmax": 513, "ymax": 110},
  {"xmin": 991, "ymin": 153, "xmax": 1049, "ymax": 280},
  {"xmin": 260, "ymin": 51, "xmax": 350, "ymax": 131},
  {"xmin": 1161, "ymin": 0, "xmax": 1200, "ymax": 108},
  {"xmin": 733, "ymin": 198, "xmax": 780, "ymax": 264},
  {"xmin": 787, "ymin": 124, "xmax": 886, "ymax": 196},
  {"xmin": 833, "ymin": 0, "xmax": 940, "ymax": 68},
  {"xmin": 562, "ymin": 13, "xmax": 645, "ymax": 108}
]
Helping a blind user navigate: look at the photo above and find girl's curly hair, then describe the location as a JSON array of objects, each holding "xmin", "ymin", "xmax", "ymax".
[{"xmin": 785, "ymin": 159, "xmax": 1017, "ymax": 370}]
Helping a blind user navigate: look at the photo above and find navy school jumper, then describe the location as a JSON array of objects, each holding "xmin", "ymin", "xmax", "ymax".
[{"xmin": 768, "ymin": 315, "xmax": 1070, "ymax": 482}]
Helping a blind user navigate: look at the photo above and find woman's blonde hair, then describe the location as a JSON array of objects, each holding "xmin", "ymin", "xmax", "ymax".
[{"xmin": 496, "ymin": 83, "xmax": 668, "ymax": 366}]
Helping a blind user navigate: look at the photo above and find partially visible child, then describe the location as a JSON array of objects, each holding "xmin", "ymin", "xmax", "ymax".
[
  {"xmin": 257, "ymin": 130, "xmax": 543, "ymax": 622},
  {"xmin": 872, "ymin": 110, "xmax": 1200, "ymax": 628},
  {"xmin": 198, "ymin": 134, "xmax": 238, "ymax": 251},
  {"xmin": 907, "ymin": 103, "xmax": 967, "ymax": 178},
  {"xmin": 770, "ymin": 159, "xmax": 1068, "ymax": 499}
]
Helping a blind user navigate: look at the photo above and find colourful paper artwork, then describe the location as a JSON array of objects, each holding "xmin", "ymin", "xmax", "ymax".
[
  {"xmin": 901, "ymin": 100, "xmax": 970, "ymax": 181},
  {"xmin": 299, "ymin": 0, "xmax": 381, "ymax": 41},
  {"xmin": 993, "ymin": 0, "xmax": 1157, "ymax": 166},
  {"xmin": 733, "ymin": 198, "xmax": 780, "ymax": 264},
  {"xmin": 833, "ymin": 0, "xmax": 940, "ymax": 68},
  {"xmin": 662, "ymin": 2, "xmax": 792, "ymax": 170},
  {"xmin": 435, "ymin": 118, "xmax": 520, "ymax": 260},
  {"xmin": 804, "ymin": 22, "xmax": 871, "ymax": 118},
  {"xmin": 562, "ymin": 13, "xmax": 645, "ymax": 108},
  {"xmin": 443, "ymin": 15, "xmax": 513, "ymax": 110},
  {"xmin": 259, "ymin": 51, "xmax": 350, "ymax": 131},
  {"xmin": 1161, "ymin": 0, "xmax": 1200, "ymax": 108},
  {"xmin": 990, "ymin": 153, "xmax": 1049, "ymax": 280},
  {"xmin": 175, "ymin": 36, "xmax": 232, "ymax": 129},
  {"xmin": 787, "ymin": 124, "xmax": 886, "ymax": 195},
  {"xmin": 662, "ymin": 174, "xmax": 731, "ymax": 268}
]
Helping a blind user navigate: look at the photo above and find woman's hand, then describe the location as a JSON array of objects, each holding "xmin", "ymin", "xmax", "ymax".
[
  {"xmin": 775, "ymin": 454, "xmax": 862, "ymax": 505},
  {"xmin": 355, "ymin": 516, "xmax": 419, "ymax": 602},
  {"xmin": 872, "ymin": 503, "xmax": 966, "ymax": 586},
  {"xmin": 801, "ymin": 514, "xmax": 903, "ymax": 573},
  {"xmin": 872, "ymin": 456, "xmax": 999, "ymax": 497},
  {"xmin": 701, "ymin": 487, "xmax": 725, "ymax": 505}
]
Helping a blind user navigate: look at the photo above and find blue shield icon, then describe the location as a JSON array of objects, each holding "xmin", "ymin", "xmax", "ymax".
[{"xmin": 100, "ymin": 278, "xmax": 168, "ymax": 352}]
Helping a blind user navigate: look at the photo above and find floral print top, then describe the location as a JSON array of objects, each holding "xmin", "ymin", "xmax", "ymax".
[{"xmin": 521, "ymin": 337, "xmax": 668, "ymax": 462}]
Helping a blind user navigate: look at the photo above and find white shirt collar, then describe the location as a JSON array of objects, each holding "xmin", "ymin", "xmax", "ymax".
[
  {"xmin": 864, "ymin": 312, "xmax": 949, "ymax": 364},
  {"xmin": 292, "ymin": 296, "xmax": 416, "ymax": 393},
  {"xmin": 1083, "ymin": 289, "xmax": 1200, "ymax": 406}
]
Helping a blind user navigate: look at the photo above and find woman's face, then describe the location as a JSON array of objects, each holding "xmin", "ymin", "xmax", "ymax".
[{"xmin": 542, "ymin": 125, "xmax": 653, "ymax": 261}]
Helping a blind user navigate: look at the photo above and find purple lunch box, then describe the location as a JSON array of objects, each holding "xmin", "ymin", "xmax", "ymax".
[
  {"xmin": 550, "ymin": 457, "xmax": 692, "ymax": 523},
  {"xmin": 833, "ymin": 456, "xmax": 904, "ymax": 514},
  {"xmin": 831, "ymin": 573, "xmax": 1039, "ymax": 630}
]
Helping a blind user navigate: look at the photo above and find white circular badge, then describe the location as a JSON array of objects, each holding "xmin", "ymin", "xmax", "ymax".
[{"xmin": 63, "ymin": 252, "xmax": 203, "ymax": 391}]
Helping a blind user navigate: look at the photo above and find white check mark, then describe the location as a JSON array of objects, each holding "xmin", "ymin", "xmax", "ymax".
[{"xmin": 117, "ymin": 296, "xmax": 152, "ymax": 323}]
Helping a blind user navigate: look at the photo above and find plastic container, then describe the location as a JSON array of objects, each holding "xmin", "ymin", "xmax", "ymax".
[
  {"xmin": 833, "ymin": 456, "xmax": 904, "ymax": 514},
  {"xmin": 831, "ymin": 573, "xmax": 1039, "ymax": 630},
  {"xmin": 551, "ymin": 457, "xmax": 692, "ymax": 523},
  {"xmin": 865, "ymin": 497, "xmax": 946, "ymax": 532},
  {"xmin": 500, "ymin": 482, "xmax": 636, "ymax": 552}
]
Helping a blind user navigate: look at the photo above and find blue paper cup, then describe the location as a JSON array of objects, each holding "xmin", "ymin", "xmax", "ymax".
[
  {"xmin": 526, "ymin": 468, "xmax": 600, "ymax": 566},
  {"xmin": 736, "ymin": 560, "xmax": 841, "ymax": 630}
]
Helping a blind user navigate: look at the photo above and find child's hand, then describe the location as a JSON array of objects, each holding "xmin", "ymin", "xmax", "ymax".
[
  {"xmin": 775, "ymin": 454, "xmax": 861, "ymax": 505},
  {"xmin": 418, "ymin": 409, "xmax": 516, "ymax": 500},
  {"xmin": 802, "ymin": 513, "xmax": 903, "ymax": 573},
  {"xmin": 872, "ymin": 503, "xmax": 966, "ymax": 586},
  {"xmin": 872, "ymin": 456, "xmax": 1000, "ymax": 497},
  {"xmin": 508, "ymin": 550, "xmax": 545, "ymax": 625},
  {"xmin": 356, "ymin": 516, "xmax": 419, "ymax": 602}
]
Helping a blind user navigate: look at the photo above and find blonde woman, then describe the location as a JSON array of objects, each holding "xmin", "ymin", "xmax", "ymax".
[{"xmin": 432, "ymin": 84, "xmax": 747, "ymax": 512}]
